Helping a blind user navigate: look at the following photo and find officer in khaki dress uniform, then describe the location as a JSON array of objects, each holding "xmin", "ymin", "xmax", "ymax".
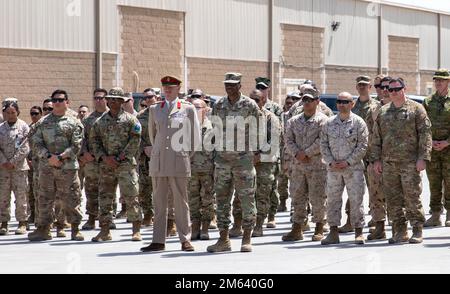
[{"xmin": 141, "ymin": 76, "xmax": 201, "ymax": 252}]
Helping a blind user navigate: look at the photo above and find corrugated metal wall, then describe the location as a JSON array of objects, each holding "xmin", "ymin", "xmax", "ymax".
[
  {"xmin": 382, "ymin": 5, "xmax": 438, "ymax": 70},
  {"xmin": 274, "ymin": 0, "xmax": 379, "ymax": 68},
  {"xmin": 0, "ymin": 0, "xmax": 94, "ymax": 51},
  {"xmin": 442, "ymin": 15, "xmax": 450, "ymax": 69}
]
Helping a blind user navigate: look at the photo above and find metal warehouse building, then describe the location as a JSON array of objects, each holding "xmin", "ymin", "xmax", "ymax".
[{"xmin": 1, "ymin": 0, "xmax": 450, "ymax": 111}]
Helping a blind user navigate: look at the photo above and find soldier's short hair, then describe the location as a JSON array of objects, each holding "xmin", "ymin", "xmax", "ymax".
[
  {"xmin": 30, "ymin": 106, "xmax": 42, "ymax": 114},
  {"xmin": 51, "ymin": 89, "xmax": 68, "ymax": 100},
  {"xmin": 43, "ymin": 98, "xmax": 52, "ymax": 105},
  {"xmin": 389, "ymin": 77, "xmax": 406, "ymax": 88},
  {"xmin": 2, "ymin": 101, "xmax": 19, "ymax": 113},
  {"xmin": 94, "ymin": 88, "xmax": 108, "ymax": 96}
]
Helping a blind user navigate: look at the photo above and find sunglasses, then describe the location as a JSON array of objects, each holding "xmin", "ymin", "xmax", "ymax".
[
  {"xmin": 191, "ymin": 95, "xmax": 202, "ymax": 99},
  {"xmin": 374, "ymin": 84, "xmax": 382, "ymax": 89},
  {"xmin": 302, "ymin": 97, "xmax": 317, "ymax": 104},
  {"xmin": 94, "ymin": 96, "xmax": 105, "ymax": 101},
  {"xmin": 388, "ymin": 87, "xmax": 404, "ymax": 93},
  {"xmin": 336, "ymin": 100, "xmax": 352, "ymax": 105},
  {"xmin": 30, "ymin": 112, "xmax": 40, "ymax": 116},
  {"xmin": 51, "ymin": 98, "xmax": 67, "ymax": 103},
  {"xmin": 43, "ymin": 107, "xmax": 53, "ymax": 111},
  {"xmin": 256, "ymin": 85, "xmax": 268, "ymax": 90},
  {"xmin": 380, "ymin": 85, "xmax": 390, "ymax": 90}
]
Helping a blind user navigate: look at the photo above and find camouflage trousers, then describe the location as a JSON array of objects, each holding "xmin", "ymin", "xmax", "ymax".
[
  {"xmin": 138, "ymin": 159, "xmax": 153, "ymax": 217},
  {"xmin": 83, "ymin": 161, "xmax": 100, "ymax": 218},
  {"xmin": 189, "ymin": 172, "xmax": 215, "ymax": 222},
  {"xmin": 234, "ymin": 162, "xmax": 276, "ymax": 220},
  {"xmin": 168, "ymin": 188, "xmax": 175, "ymax": 220},
  {"xmin": 278, "ymin": 172, "xmax": 289, "ymax": 203},
  {"xmin": 98, "ymin": 164, "xmax": 142, "ymax": 226},
  {"xmin": 78, "ymin": 163, "xmax": 85, "ymax": 191},
  {"xmin": 215, "ymin": 162, "xmax": 257, "ymax": 230},
  {"xmin": 0, "ymin": 170, "xmax": 29, "ymax": 222},
  {"xmin": 383, "ymin": 161, "xmax": 425, "ymax": 226},
  {"xmin": 367, "ymin": 163, "xmax": 386, "ymax": 222},
  {"xmin": 268, "ymin": 163, "xmax": 281, "ymax": 217},
  {"xmin": 36, "ymin": 166, "xmax": 83, "ymax": 226},
  {"xmin": 326, "ymin": 169, "xmax": 366, "ymax": 228},
  {"xmin": 27, "ymin": 169, "xmax": 35, "ymax": 217},
  {"xmin": 291, "ymin": 167, "xmax": 327, "ymax": 225},
  {"xmin": 426, "ymin": 149, "xmax": 450, "ymax": 213}
]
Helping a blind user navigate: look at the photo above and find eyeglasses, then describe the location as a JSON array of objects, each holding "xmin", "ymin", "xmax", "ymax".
[
  {"xmin": 380, "ymin": 85, "xmax": 390, "ymax": 90},
  {"xmin": 30, "ymin": 112, "xmax": 40, "ymax": 116},
  {"xmin": 144, "ymin": 95, "xmax": 156, "ymax": 99},
  {"xmin": 43, "ymin": 107, "xmax": 53, "ymax": 112},
  {"xmin": 191, "ymin": 95, "xmax": 202, "ymax": 99},
  {"xmin": 374, "ymin": 84, "xmax": 382, "ymax": 89},
  {"xmin": 388, "ymin": 87, "xmax": 404, "ymax": 93},
  {"xmin": 51, "ymin": 98, "xmax": 67, "ymax": 103},
  {"xmin": 94, "ymin": 96, "xmax": 105, "ymax": 101},
  {"xmin": 302, "ymin": 97, "xmax": 317, "ymax": 104},
  {"xmin": 336, "ymin": 100, "xmax": 352, "ymax": 105}
]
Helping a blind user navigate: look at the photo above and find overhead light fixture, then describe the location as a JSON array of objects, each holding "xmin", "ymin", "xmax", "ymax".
[{"xmin": 331, "ymin": 21, "xmax": 341, "ymax": 32}]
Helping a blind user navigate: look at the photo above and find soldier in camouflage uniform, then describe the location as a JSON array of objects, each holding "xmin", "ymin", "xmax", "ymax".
[
  {"xmin": 282, "ymin": 90, "xmax": 328, "ymax": 242},
  {"xmin": 90, "ymin": 87, "xmax": 143, "ymax": 242},
  {"xmin": 372, "ymin": 78, "xmax": 432, "ymax": 244},
  {"xmin": 79, "ymin": 88, "xmax": 113, "ymax": 231},
  {"xmin": 339, "ymin": 76, "xmax": 382, "ymax": 234},
  {"xmin": 28, "ymin": 90, "xmax": 84, "ymax": 242},
  {"xmin": 27, "ymin": 106, "xmax": 42, "ymax": 225},
  {"xmin": 255, "ymin": 78, "xmax": 283, "ymax": 229},
  {"xmin": 287, "ymin": 85, "xmax": 334, "ymax": 121},
  {"xmin": 321, "ymin": 92, "xmax": 369, "ymax": 245},
  {"xmin": 0, "ymin": 102, "xmax": 30, "ymax": 235},
  {"xmin": 137, "ymin": 88, "xmax": 157, "ymax": 227},
  {"xmin": 189, "ymin": 98, "xmax": 215, "ymax": 241},
  {"xmin": 423, "ymin": 69, "xmax": 450, "ymax": 227},
  {"xmin": 207, "ymin": 73, "xmax": 261, "ymax": 253}
]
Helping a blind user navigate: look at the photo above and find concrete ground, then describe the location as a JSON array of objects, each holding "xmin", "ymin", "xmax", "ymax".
[{"xmin": 1, "ymin": 173, "xmax": 450, "ymax": 274}]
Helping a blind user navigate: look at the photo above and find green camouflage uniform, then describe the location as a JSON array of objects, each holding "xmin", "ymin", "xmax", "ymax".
[
  {"xmin": 90, "ymin": 110, "xmax": 143, "ymax": 227},
  {"xmin": 32, "ymin": 113, "xmax": 84, "ymax": 227},
  {"xmin": 372, "ymin": 99, "xmax": 432, "ymax": 226},
  {"xmin": 189, "ymin": 118, "xmax": 215, "ymax": 222},
  {"xmin": 136, "ymin": 108, "xmax": 154, "ymax": 218},
  {"xmin": 213, "ymin": 94, "xmax": 261, "ymax": 230},
  {"xmin": 424, "ymin": 91, "xmax": 450, "ymax": 213}
]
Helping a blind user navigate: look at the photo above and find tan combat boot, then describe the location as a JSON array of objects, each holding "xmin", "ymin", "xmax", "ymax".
[
  {"xmin": 252, "ymin": 216, "xmax": 264, "ymax": 237},
  {"xmin": 166, "ymin": 219, "xmax": 177, "ymax": 237},
  {"xmin": 241, "ymin": 228, "xmax": 253, "ymax": 252},
  {"xmin": 131, "ymin": 221, "xmax": 142, "ymax": 241},
  {"xmin": 409, "ymin": 225, "xmax": 423, "ymax": 244},
  {"xmin": 446, "ymin": 212, "xmax": 450, "ymax": 227},
  {"xmin": 142, "ymin": 214, "xmax": 153, "ymax": 227},
  {"xmin": 71, "ymin": 224, "xmax": 85, "ymax": 241},
  {"xmin": 321, "ymin": 226, "xmax": 340, "ymax": 245},
  {"xmin": 424, "ymin": 212, "xmax": 442, "ymax": 227},
  {"xmin": 312, "ymin": 223, "xmax": 324, "ymax": 241},
  {"xmin": 282, "ymin": 223, "xmax": 303, "ymax": 242},
  {"xmin": 207, "ymin": 229, "xmax": 232, "ymax": 253},
  {"xmin": 28, "ymin": 225, "xmax": 52, "ymax": 242},
  {"xmin": 229, "ymin": 217, "xmax": 243, "ymax": 238},
  {"xmin": 15, "ymin": 222, "xmax": 27, "ymax": 235},
  {"xmin": 0, "ymin": 222, "xmax": 8, "ymax": 235},
  {"xmin": 367, "ymin": 221, "xmax": 386, "ymax": 240},
  {"xmin": 191, "ymin": 220, "xmax": 201, "ymax": 240},
  {"xmin": 81, "ymin": 215, "xmax": 96, "ymax": 231},
  {"xmin": 338, "ymin": 214, "xmax": 354, "ymax": 233},
  {"xmin": 388, "ymin": 222, "xmax": 409, "ymax": 244},
  {"xmin": 355, "ymin": 228, "xmax": 365, "ymax": 245},
  {"xmin": 266, "ymin": 215, "xmax": 276, "ymax": 229},
  {"xmin": 56, "ymin": 224, "xmax": 66, "ymax": 238},
  {"xmin": 92, "ymin": 224, "xmax": 112, "ymax": 242},
  {"xmin": 200, "ymin": 221, "xmax": 210, "ymax": 240}
]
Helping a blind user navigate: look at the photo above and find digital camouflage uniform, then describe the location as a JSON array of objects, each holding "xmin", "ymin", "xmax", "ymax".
[
  {"xmin": 137, "ymin": 108, "xmax": 154, "ymax": 218},
  {"xmin": 90, "ymin": 110, "xmax": 142, "ymax": 227},
  {"xmin": 320, "ymin": 113, "xmax": 369, "ymax": 229},
  {"xmin": 424, "ymin": 92, "xmax": 450, "ymax": 214},
  {"xmin": 372, "ymin": 99, "xmax": 432, "ymax": 227},
  {"xmin": 189, "ymin": 118, "xmax": 215, "ymax": 222},
  {"xmin": 80, "ymin": 111, "xmax": 105, "ymax": 219},
  {"xmin": 213, "ymin": 94, "xmax": 261, "ymax": 230},
  {"xmin": 0, "ymin": 119, "xmax": 30, "ymax": 223},
  {"xmin": 32, "ymin": 113, "xmax": 84, "ymax": 227},
  {"xmin": 286, "ymin": 112, "xmax": 328, "ymax": 225}
]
